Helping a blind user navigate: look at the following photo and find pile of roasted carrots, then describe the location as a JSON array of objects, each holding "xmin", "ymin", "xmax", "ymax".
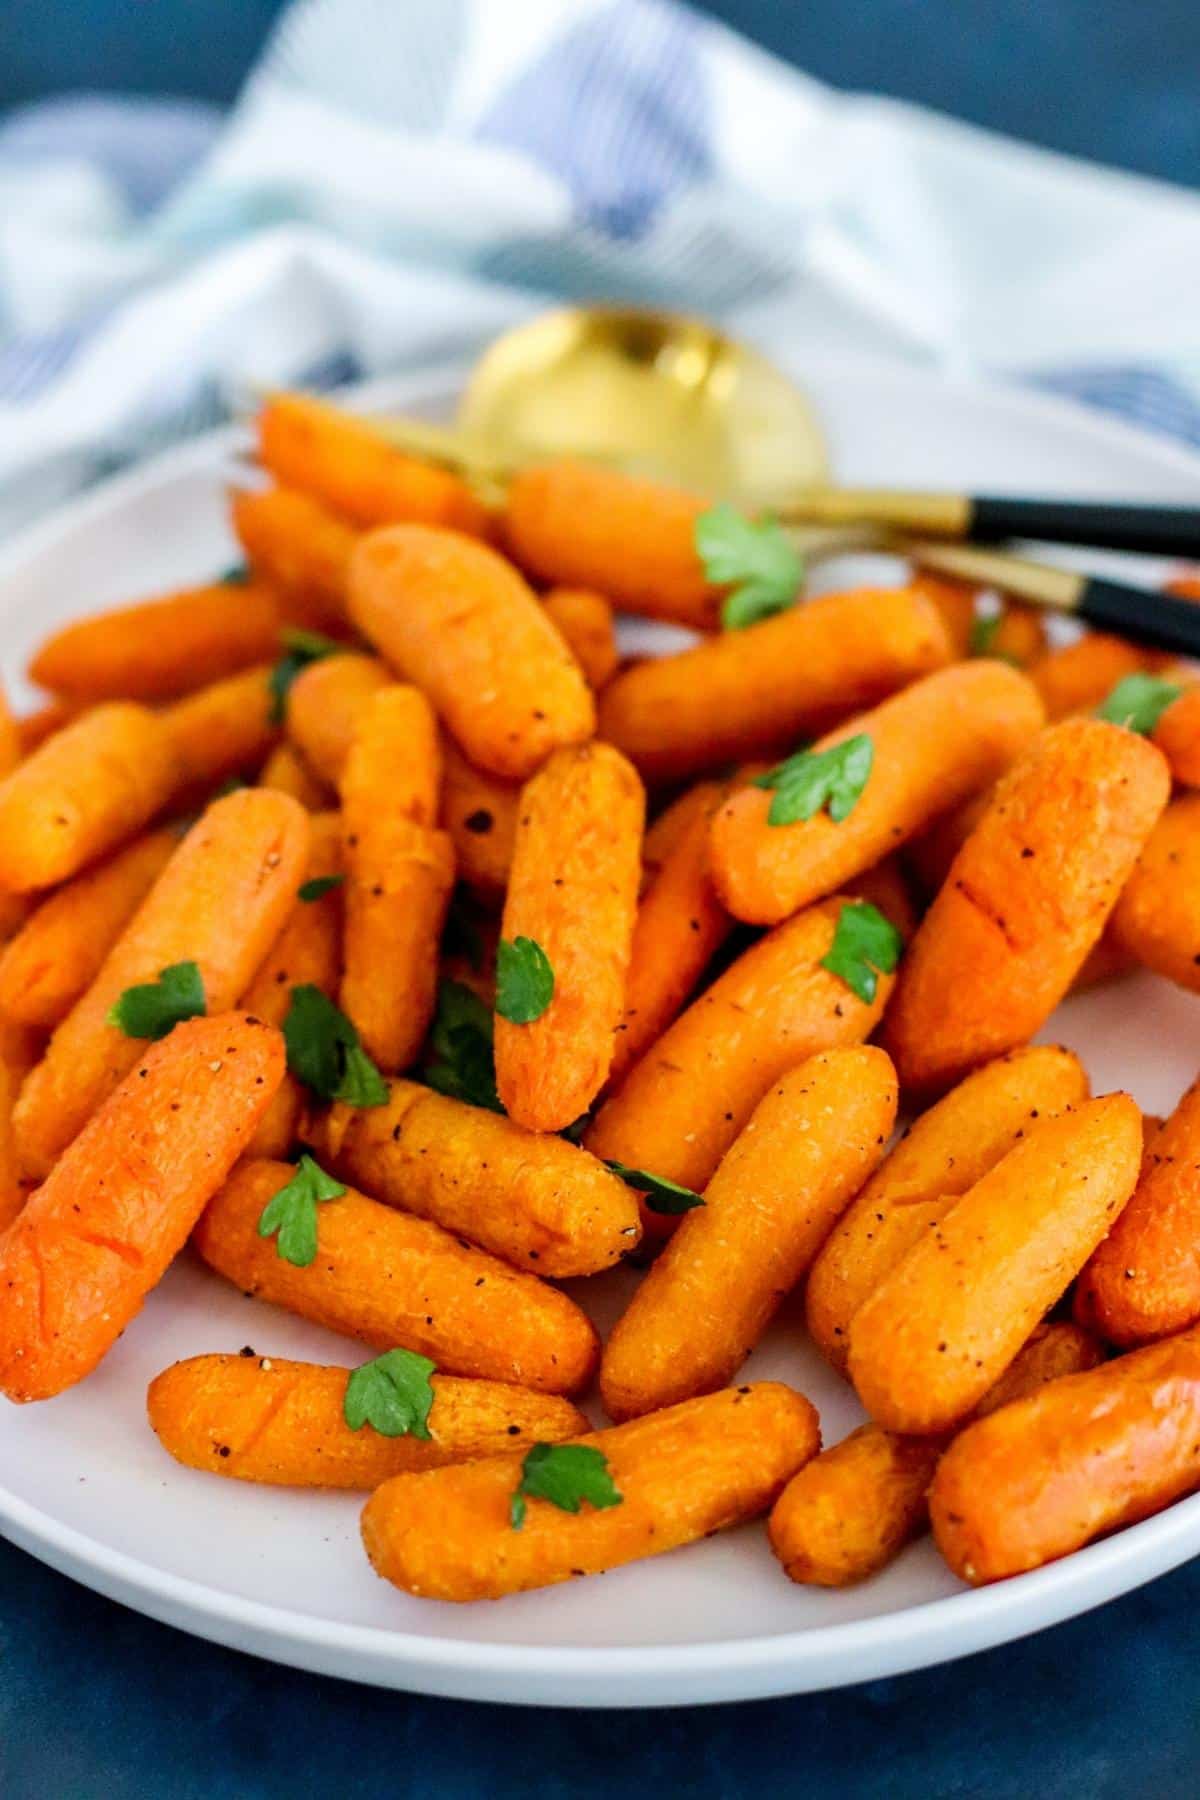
[{"xmin": 5, "ymin": 388, "xmax": 1200, "ymax": 1606}]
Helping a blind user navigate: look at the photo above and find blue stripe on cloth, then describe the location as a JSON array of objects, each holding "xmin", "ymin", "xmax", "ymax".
[
  {"xmin": 0, "ymin": 96, "xmax": 222, "ymax": 216},
  {"xmin": 1025, "ymin": 364, "xmax": 1200, "ymax": 451},
  {"xmin": 0, "ymin": 307, "xmax": 116, "ymax": 404}
]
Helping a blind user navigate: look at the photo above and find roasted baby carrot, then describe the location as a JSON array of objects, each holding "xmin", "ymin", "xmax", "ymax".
[
  {"xmin": 147, "ymin": 1352, "xmax": 587, "ymax": 1488},
  {"xmin": 29, "ymin": 580, "xmax": 283, "ymax": 702},
  {"xmin": 848, "ymin": 1095, "xmax": 1142, "ymax": 1434},
  {"xmin": 258, "ymin": 392, "xmax": 491, "ymax": 538},
  {"xmin": 989, "ymin": 602, "xmax": 1048, "ymax": 668},
  {"xmin": 193, "ymin": 1160, "xmax": 599, "ymax": 1394},
  {"xmin": 258, "ymin": 741, "xmax": 334, "ymax": 811},
  {"xmin": 910, "ymin": 570, "xmax": 976, "ymax": 658},
  {"xmin": 0, "ymin": 827, "xmax": 178, "ymax": 1028},
  {"xmin": 709, "ymin": 660, "xmax": 1044, "ymax": 924},
  {"xmin": 0, "ymin": 680, "xmax": 21, "ymax": 779},
  {"xmin": 1029, "ymin": 632, "xmax": 1150, "ymax": 719},
  {"xmin": 0, "ymin": 1014, "xmax": 284, "ymax": 1402},
  {"xmin": 0, "ymin": 1062, "xmax": 25, "ymax": 1233},
  {"xmin": 438, "ymin": 738, "xmax": 520, "ymax": 898},
  {"xmin": 162, "ymin": 664, "xmax": 278, "ymax": 794},
  {"xmin": 585, "ymin": 894, "xmax": 897, "ymax": 1201},
  {"xmin": 361, "ymin": 1381, "xmax": 820, "ymax": 1602},
  {"xmin": 285, "ymin": 652, "xmax": 390, "ymax": 785},
  {"xmin": 769, "ymin": 1322, "xmax": 1102, "ymax": 1587},
  {"xmin": 881, "ymin": 719, "xmax": 1169, "ymax": 1095},
  {"xmin": 504, "ymin": 460, "xmax": 718, "ymax": 629},
  {"xmin": 15, "ymin": 698, "xmax": 80, "ymax": 754},
  {"xmin": 597, "ymin": 586, "xmax": 952, "ymax": 783},
  {"xmin": 308, "ymin": 1078, "xmax": 642, "ymax": 1277},
  {"xmin": 806, "ymin": 1045, "xmax": 1091, "ymax": 1372},
  {"xmin": 349, "ymin": 525, "xmax": 596, "ymax": 780},
  {"xmin": 13, "ymin": 788, "xmax": 309, "ymax": 1178},
  {"xmin": 930, "ymin": 1325, "xmax": 1200, "ymax": 1583},
  {"xmin": 0, "ymin": 703, "xmax": 180, "ymax": 893},
  {"xmin": 230, "ymin": 484, "xmax": 356, "ymax": 633},
  {"xmin": 1152, "ymin": 685, "xmax": 1200, "ymax": 787},
  {"xmin": 601, "ymin": 1048, "xmax": 897, "ymax": 1421},
  {"xmin": 1109, "ymin": 795, "xmax": 1200, "ymax": 993},
  {"xmin": 541, "ymin": 587, "xmax": 619, "ymax": 690},
  {"xmin": 494, "ymin": 742, "xmax": 644, "ymax": 1130}
]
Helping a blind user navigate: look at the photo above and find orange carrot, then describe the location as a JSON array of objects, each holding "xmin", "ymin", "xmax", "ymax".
[
  {"xmin": 194, "ymin": 1160, "xmax": 599, "ymax": 1394},
  {"xmin": 1109, "ymin": 795, "xmax": 1200, "ymax": 993},
  {"xmin": 148, "ymin": 1352, "xmax": 587, "ymax": 1488},
  {"xmin": 0, "ymin": 1062, "xmax": 25, "ymax": 1233},
  {"xmin": 29, "ymin": 581, "xmax": 283, "ymax": 702},
  {"xmin": 0, "ymin": 828, "xmax": 178, "ymax": 1028},
  {"xmin": 285, "ymin": 652, "xmax": 390, "ymax": 786},
  {"xmin": 438, "ymin": 738, "xmax": 520, "ymax": 898},
  {"xmin": 0, "ymin": 680, "xmax": 21, "ymax": 778},
  {"xmin": 15, "ymin": 698, "xmax": 81, "ymax": 754},
  {"xmin": 1029, "ymin": 632, "xmax": 1150, "ymax": 719},
  {"xmin": 1152, "ymin": 685, "xmax": 1200, "ymax": 787},
  {"xmin": 349, "ymin": 524, "xmax": 596, "ymax": 780},
  {"xmin": 361, "ymin": 1382, "xmax": 820, "ymax": 1601},
  {"xmin": 990, "ymin": 602, "xmax": 1048, "ymax": 668},
  {"xmin": 600, "ymin": 1048, "xmax": 897, "ymax": 1421},
  {"xmin": 0, "ymin": 1013, "xmax": 284, "ymax": 1402},
  {"xmin": 308, "ymin": 1079, "xmax": 642, "ymax": 1277},
  {"xmin": 848, "ymin": 1095, "xmax": 1142, "ymax": 1434},
  {"xmin": 13, "ymin": 789, "xmax": 309, "ymax": 1178},
  {"xmin": 259, "ymin": 392, "xmax": 491, "ymax": 538},
  {"xmin": 230, "ymin": 484, "xmax": 356, "ymax": 633},
  {"xmin": 541, "ymin": 587, "xmax": 619, "ymax": 690},
  {"xmin": 258, "ymin": 741, "xmax": 334, "ymax": 811},
  {"xmin": 495, "ymin": 743, "xmax": 644, "ymax": 1130},
  {"xmin": 161, "ymin": 664, "xmax": 278, "ymax": 794},
  {"xmin": 881, "ymin": 719, "xmax": 1169, "ymax": 1095},
  {"xmin": 597, "ymin": 586, "xmax": 953, "ymax": 782},
  {"xmin": 911, "ymin": 570, "xmax": 976, "ymax": 658},
  {"xmin": 709, "ymin": 660, "xmax": 1044, "ymax": 924}
]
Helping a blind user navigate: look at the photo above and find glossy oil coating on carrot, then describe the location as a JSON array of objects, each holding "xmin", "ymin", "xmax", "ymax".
[
  {"xmin": 495, "ymin": 742, "xmax": 644, "ymax": 1130},
  {"xmin": 769, "ymin": 1322, "xmax": 1102, "ymax": 1587},
  {"xmin": 806, "ymin": 1045, "xmax": 1091, "ymax": 1372},
  {"xmin": 309, "ymin": 1078, "xmax": 642, "ymax": 1277},
  {"xmin": 30, "ymin": 581, "xmax": 283, "ymax": 702},
  {"xmin": 541, "ymin": 587, "xmax": 619, "ymax": 690},
  {"xmin": 259, "ymin": 392, "xmax": 491, "ymax": 538},
  {"xmin": 601, "ymin": 1048, "xmax": 897, "ymax": 1421},
  {"xmin": 1029, "ymin": 632, "xmax": 1149, "ymax": 720},
  {"xmin": 259, "ymin": 741, "xmax": 334, "ymax": 811},
  {"xmin": 0, "ymin": 827, "xmax": 178, "ymax": 1028},
  {"xmin": 340, "ymin": 686, "xmax": 453, "ymax": 1071},
  {"xmin": 285, "ymin": 652, "xmax": 390, "ymax": 786},
  {"xmin": 147, "ymin": 1353, "xmax": 587, "ymax": 1489},
  {"xmin": 848, "ymin": 1095, "xmax": 1142, "ymax": 1434},
  {"xmin": 438, "ymin": 738, "xmax": 519, "ymax": 898},
  {"xmin": 585, "ymin": 895, "xmax": 896, "ymax": 1203},
  {"xmin": 930, "ymin": 1326, "xmax": 1200, "ymax": 1584},
  {"xmin": 597, "ymin": 586, "xmax": 952, "ymax": 783},
  {"xmin": 1152, "ymin": 685, "xmax": 1200, "ymax": 787},
  {"xmin": 881, "ymin": 719, "xmax": 1169, "ymax": 1095},
  {"xmin": 1077, "ymin": 1074, "xmax": 1200, "ymax": 1345},
  {"xmin": 0, "ymin": 703, "xmax": 180, "ymax": 893},
  {"xmin": 0, "ymin": 1014, "xmax": 284, "ymax": 1403},
  {"xmin": 162, "ymin": 665, "xmax": 278, "ymax": 795},
  {"xmin": 361, "ymin": 1381, "xmax": 820, "ymax": 1602},
  {"xmin": 709, "ymin": 661, "xmax": 1044, "ymax": 924},
  {"xmin": 1109, "ymin": 795, "xmax": 1200, "ymax": 993},
  {"xmin": 193, "ymin": 1160, "xmax": 599, "ymax": 1394},
  {"xmin": 504, "ymin": 460, "xmax": 718, "ymax": 629},
  {"xmin": 13, "ymin": 789, "xmax": 309, "ymax": 1179},
  {"xmin": 349, "ymin": 525, "xmax": 596, "ymax": 781},
  {"xmin": 231, "ymin": 485, "xmax": 356, "ymax": 633}
]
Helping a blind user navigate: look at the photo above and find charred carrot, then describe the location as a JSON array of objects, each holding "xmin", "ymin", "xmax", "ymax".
[
  {"xmin": 308, "ymin": 1078, "xmax": 642, "ymax": 1277},
  {"xmin": 13, "ymin": 789, "xmax": 309, "ymax": 1178},
  {"xmin": 597, "ymin": 586, "xmax": 952, "ymax": 783},
  {"xmin": 601, "ymin": 1048, "xmax": 897, "ymax": 1421},
  {"xmin": 541, "ymin": 587, "xmax": 619, "ymax": 690},
  {"xmin": 349, "ymin": 525, "xmax": 596, "ymax": 780},
  {"xmin": 361, "ymin": 1382, "xmax": 820, "ymax": 1601},
  {"xmin": 1109, "ymin": 795, "xmax": 1200, "ymax": 993},
  {"xmin": 230, "ymin": 485, "xmax": 356, "ymax": 633},
  {"xmin": 1030, "ymin": 633, "xmax": 1150, "ymax": 720},
  {"xmin": 193, "ymin": 1159, "xmax": 599, "ymax": 1394},
  {"xmin": 0, "ymin": 1014, "xmax": 284, "ymax": 1402},
  {"xmin": 259, "ymin": 741, "xmax": 334, "ymax": 810},
  {"xmin": 439, "ymin": 738, "xmax": 520, "ymax": 898},
  {"xmin": 848, "ymin": 1095, "xmax": 1142, "ymax": 1434},
  {"xmin": 494, "ymin": 743, "xmax": 644, "ymax": 1130},
  {"xmin": 285, "ymin": 652, "xmax": 390, "ymax": 785},
  {"xmin": 709, "ymin": 660, "xmax": 1044, "ymax": 925},
  {"xmin": 147, "ymin": 1352, "xmax": 586, "ymax": 1488},
  {"xmin": 881, "ymin": 719, "xmax": 1169, "ymax": 1095},
  {"xmin": 162, "ymin": 664, "xmax": 278, "ymax": 794}
]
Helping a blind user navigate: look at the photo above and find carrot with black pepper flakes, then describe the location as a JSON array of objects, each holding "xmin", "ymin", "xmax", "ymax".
[
  {"xmin": 230, "ymin": 485, "xmax": 356, "ymax": 633},
  {"xmin": 284, "ymin": 652, "xmax": 391, "ymax": 786},
  {"xmin": 439, "ymin": 738, "xmax": 520, "ymax": 899},
  {"xmin": 1029, "ymin": 632, "xmax": 1151, "ymax": 719},
  {"xmin": 258, "ymin": 741, "xmax": 334, "ymax": 811},
  {"xmin": 0, "ymin": 1013, "xmax": 284, "ymax": 1402}
]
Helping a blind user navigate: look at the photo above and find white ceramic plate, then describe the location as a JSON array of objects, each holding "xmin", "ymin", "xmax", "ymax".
[{"xmin": 2, "ymin": 356, "xmax": 1200, "ymax": 1709}]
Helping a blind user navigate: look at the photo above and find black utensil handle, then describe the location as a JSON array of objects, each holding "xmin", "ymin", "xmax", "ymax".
[
  {"xmin": 1079, "ymin": 578, "xmax": 1200, "ymax": 657},
  {"xmin": 971, "ymin": 497, "xmax": 1200, "ymax": 558}
]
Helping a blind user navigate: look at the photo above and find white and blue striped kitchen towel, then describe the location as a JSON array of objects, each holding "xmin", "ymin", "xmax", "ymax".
[{"xmin": 3, "ymin": 0, "xmax": 1200, "ymax": 533}]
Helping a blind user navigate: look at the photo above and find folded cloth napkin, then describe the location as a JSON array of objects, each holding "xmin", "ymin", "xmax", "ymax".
[{"xmin": 2, "ymin": 0, "xmax": 1200, "ymax": 535}]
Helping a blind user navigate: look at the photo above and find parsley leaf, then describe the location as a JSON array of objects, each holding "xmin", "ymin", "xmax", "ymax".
[
  {"xmin": 257, "ymin": 1153, "xmax": 345, "ymax": 1267},
  {"xmin": 605, "ymin": 1160, "xmax": 705, "ymax": 1214},
  {"xmin": 344, "ymin": 1348, "xmax": 436, "ymax": 1439},
  {"xmin": 422, "ymin": 979, "xmax": 502, "ymax": 1112},
  {"xmin": 282, "ymin": 985, "xmax": 388, "ymax": 1106},
  {"xmin": 821, "ymin": 900, "xmax": 903, "ymax": 1004},
  {"xmin": 969, "ymin": 609, "xmax": 1002, "ymax": 655},
  {"xmin": 510, "ymin": 1442, "xmax": 623, "ymax": 1530},
  {"xmin": 695, "ymin": 504, "xmax": 804, "ymax": 630},
  {"xmin": 217, "ymin": 562, "xmax": 249, "ymax": 585},
  {"xmin": 298, "ymin": 873, "xmax": 344, "ymax": 903},
  {"xmin": 1096, "ymin": 672, "xmax": 1183, "ymax": 735},
  {"xmin": 267, "ymin": 627, "xmax": 342, "ymax": 725},
  {"xmin": 107, "ymin": 961, "xmax": 206, "ymax": 1040},
  {"xmin": 495, "ymin": 937, "xmax": 555, "ymax": 1024},
  {"xmin": 753, "ymin": 734, "xmax": 874, "ymax": 828}
]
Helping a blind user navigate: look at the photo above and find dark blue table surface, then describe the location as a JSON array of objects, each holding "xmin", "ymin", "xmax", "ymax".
[{"xmin": 5, "ymin": 6, "xmax": 1200, "ymax": 1796}]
